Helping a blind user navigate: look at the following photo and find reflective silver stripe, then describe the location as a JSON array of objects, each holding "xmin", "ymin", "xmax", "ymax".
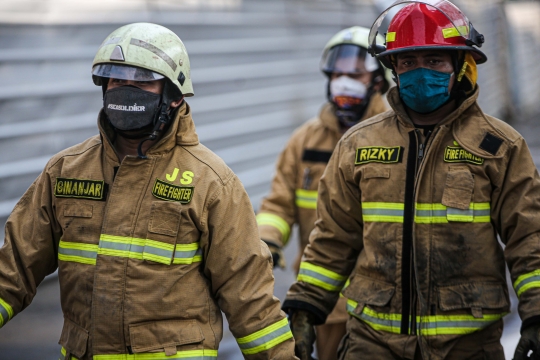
[
  {"xmin": 473, "ymin": 209, "xmax": 490, "ymax": 217},
  {"xmin": 298, "ymin": 268, "xmax": 345, "ymax": 288},
  {"xmin": 174, "ymin": 248, "xmax": 200, "ymax": 259},
  {"xmin": 0, "ymin": 304, "xmax": 10, "ymax": 326},
  {"xmin": 99, "ymin": 240, "xmax": 139, "ymax": 252},
  {"xmin": 415, "ymin": 209, "xmax": 446, "ymax": 217},
  {"xmin": 362, "ymin": 209, "xmax": 404, "ymax": 217}
]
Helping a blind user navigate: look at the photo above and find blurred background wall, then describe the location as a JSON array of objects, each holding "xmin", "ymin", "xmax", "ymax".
[{"xmin": 0, "ymin": 0, "xmax": 538, "ymax": 358}]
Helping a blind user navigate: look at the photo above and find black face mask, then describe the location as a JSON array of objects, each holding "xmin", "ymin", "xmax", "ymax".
[{"xmin": 103, "ymin": 86, "xmax": 161, "ymax": 131}]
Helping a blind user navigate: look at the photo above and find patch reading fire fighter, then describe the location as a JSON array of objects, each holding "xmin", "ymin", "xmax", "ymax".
[
  {"xmin": 355, "ymin": 146, "xmax": 403, "ymax": 165},
  {"xmin": 152, "ymin": 179, "xmax": 194, "ymax": 204},
  {"xmin": 55, "ymin": 178, "xmax": 105, "ymax": 200},
  {"xmin": 444, "ymin": 146, "xmax": 484, "ymax": 165}
]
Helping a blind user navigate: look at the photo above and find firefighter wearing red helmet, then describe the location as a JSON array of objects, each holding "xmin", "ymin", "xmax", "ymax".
[{"xmin": 283, "ymin": 1, "xmax": 540, "ymax": 359}]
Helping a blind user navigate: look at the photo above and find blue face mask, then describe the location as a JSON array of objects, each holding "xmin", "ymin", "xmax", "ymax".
[{"xmin": 398, "ymin": 67, "xmax": 453, "ymax": 114}]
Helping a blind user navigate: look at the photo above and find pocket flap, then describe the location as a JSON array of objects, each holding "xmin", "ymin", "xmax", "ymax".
[
  {"xmin": 64, "ymin": 204, "xmax": 93, "ymax": 218},
  {"xmin": 438, "ymin": 283, "xmax": 508, "ymax": 311},
  {"xmin": 441, "ymin": 168, "xmax": 474, "ymax": 210},
  {"xmin": 148, "ymin": 201, "xmax": 182, "ymax": 237},
  {"xmin": 363, "ymin": 167, "xmax": 390, "ymax": 180},
  {"xmin": 129, "ymin": 319, "xmax": 204, "ymax": 353},
  {"xmin": 58, "ymin": 318, "xmax": 89, "ymax": 358},
  {"xmin": 342, "ymin": 275, "xmax": 395, "ymax": 307}
]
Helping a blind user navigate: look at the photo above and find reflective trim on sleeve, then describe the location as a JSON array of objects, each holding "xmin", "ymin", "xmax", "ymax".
[
  {"xmin": 58, "ymin": 240, "xmax": 98, "ymax": 265},
  {"xmin": 236, "ymin": 317, "xmax": 293, "ymax": 355},
  {"xmin": 0, "ymin": 297, "xmax": 13, "ymax": 328},
  {"xmin": 362, "ymin": 202, "xmax": 404, "ymax": 223},
  {"xmin": 514, "ymin": 269, "xmax": 540, "ymax": 297},
  {"xmin": 347, "ymin": 299, "xmax": 505, "ymax": 336},
  {"xmin": 92, "ymin": 349, "xmax": 218, "ymax": 359},
  {"xmin": 256, "ymin": 213, "xmax": 291, "ymax": 245},
  {"xmin": 295, "ymin": 189, "xmax": 318, "ymax": 210},
  {"xmin": 298, "ymin": 262, "xmax": 347, "ymax": 292},
  {"xmin": 173, "ymin": 243, "xmax": 203, "ymax": 264}
]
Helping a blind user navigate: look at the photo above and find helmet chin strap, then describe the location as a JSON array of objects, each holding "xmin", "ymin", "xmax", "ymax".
[{"xmin": 136, "ymin": 102, "xmax": 170, "ymax": 159}]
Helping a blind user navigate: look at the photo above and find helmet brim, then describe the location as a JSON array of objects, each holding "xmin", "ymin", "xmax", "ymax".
[{"xmin": 377, "ymin": 45, "xmax": 487, "ymax": 69}]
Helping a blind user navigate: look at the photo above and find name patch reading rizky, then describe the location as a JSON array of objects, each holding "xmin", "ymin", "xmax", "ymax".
[
  {"xmin": 355, "ymin": 146, "xmax": 403, "ymax": 165},
  {"xmin": 444, "ymin": 146, "xmax": 484, "ymax": 165},
  {"xmin": 55, "ymin": 178, "xmax": 105, "ymax": 200},
  {"xmin": 152, "ymin": 179, "xmax": 194, "ymax": 204}
]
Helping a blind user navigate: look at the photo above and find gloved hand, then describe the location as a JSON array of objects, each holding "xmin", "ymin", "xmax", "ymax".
[
  {"xmin": 513, "ymin": 323, "xmax": 540, "ymax": 360},
  {"xmin": 290, "ymin": 310, "xmax": 316, "ymax": 360},
  {"xmin": 262, "ymin": 240, "xmax": 286, "ymax": 269}
]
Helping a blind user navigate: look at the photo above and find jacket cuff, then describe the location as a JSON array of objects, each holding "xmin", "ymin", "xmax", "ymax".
[
  {"xmin": 282, "ymin": 299, "xmax": 327, "ymax": 325},
  {"xmin": 521, "ymin": 315, "xmax": 540, "ymax": 333}
]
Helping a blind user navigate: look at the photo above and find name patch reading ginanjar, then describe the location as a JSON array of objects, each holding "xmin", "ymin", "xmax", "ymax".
[
  {"xmin": 55, "ymin": 178, "xmax": 105, "ymax": 200},
  {"xmin": 152, "ymin": 179, "xmax": 194, "ymax": 204},
  {"xmin": 355, "ymin": 146, "xmax": 402, "ymax": 165}
]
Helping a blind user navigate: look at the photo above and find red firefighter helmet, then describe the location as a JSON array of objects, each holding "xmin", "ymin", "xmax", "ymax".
[{"xmin": 368, "ymin": 0, "xmax": 487, "ymax": 68}]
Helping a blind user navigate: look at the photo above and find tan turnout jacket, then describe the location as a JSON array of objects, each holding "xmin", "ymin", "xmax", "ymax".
[
  {"xmin": 284, "ymin": 87, "xmax": 540, "ymax": 359},
  {"xmin": 257, "ymin": 94, "xmax": 388, "ymax": 273},
  {"xmin": 0, "ymin": 103, "xmax": 295, "ymax": 360}
]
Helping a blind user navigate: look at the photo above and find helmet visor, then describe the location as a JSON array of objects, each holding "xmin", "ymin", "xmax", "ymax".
[
  {"xmin": 368, "ymin": 0, "xmax": 473, "ymax": 54},
  {"xmin": 321, "ymin": 44, "xmax": 380, "ymax": 75},
  {"xmin": 92, "ymin": 64, "xmax": 164, "ymax": 85}
]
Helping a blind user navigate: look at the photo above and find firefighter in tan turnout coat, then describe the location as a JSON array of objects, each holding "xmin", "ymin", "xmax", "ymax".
[
  {"xmin": 283, "ymin": 1, "xmax": 540, "ymax": 360},
  {"xmin": 0, "ymin": 23, "xmax": 296, "ymax": 359},
  {"xmin": 257, "ymin": 27, "xmax": 391, "ymax": 360}
]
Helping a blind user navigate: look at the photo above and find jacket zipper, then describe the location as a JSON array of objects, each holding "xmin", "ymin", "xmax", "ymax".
[{"xmin": 401, "ymin": 128, "xmax": 435, "ymax": 335}]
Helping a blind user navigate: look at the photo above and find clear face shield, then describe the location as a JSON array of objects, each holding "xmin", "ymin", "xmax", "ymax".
[
  {"xmin": 92, "ymin": 64, "xmax": 165, "ymax": 86},
  {"xmin": 321, "ymin": 44, "xmax": 380, "ymax": 76},
  {"xmin": 367, "ymin": 0, "xmax": 484, "ymax": 57}
]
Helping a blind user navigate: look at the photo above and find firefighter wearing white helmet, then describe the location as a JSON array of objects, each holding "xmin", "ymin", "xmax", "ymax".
[
  {"xmin": 0, "ymin": 22, "xmax": 296, "ymax": 359},
  {"xmin": 256, "ymin": 26, "xmax": 392, "ymax": 360}
]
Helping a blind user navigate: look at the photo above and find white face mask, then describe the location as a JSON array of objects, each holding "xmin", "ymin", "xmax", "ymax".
[{"xmin": 330, "ymin": 76, "xmax": 368, "ymax": 102}]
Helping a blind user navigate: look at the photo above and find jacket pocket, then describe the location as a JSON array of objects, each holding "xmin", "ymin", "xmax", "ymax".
[
  {"xmin": 58, "ymin": 317, "xmax": 89, "ymax": 359},
  {"xmin": 144, "ymin": 201, "xmax": 182, "ymax": 265},
  {"xmin": 342, "ymin": 274, "xmax": 395, "ymax": 313},
  {"xmin": 64, "ymin": 203, "xmax": 93, "ymax": 218},
  {"xmin": 129, "ymin": 319, "xmax": 205, "ymax": 355},
  {"xmin": 363, "ymin": 167, "xmax": 391, "ymax": 180},
  {"xmin": 441, "ymin": 167, "xmax": 475, "ymax": 221},
  {"xmin": 438, "ymin": 282, "xmax": 509, "ymax": 316}
]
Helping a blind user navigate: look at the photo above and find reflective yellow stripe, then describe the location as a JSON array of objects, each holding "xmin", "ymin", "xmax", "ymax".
[
  {"xmin": 0, "ymin": 297, "xmax": 13, "ymax": 328},
  {"xmin": 386, "ymin": 32, "xmax": 396, "ymax": 42},
  {"xmin": 237, "ymin": 318, "xmax": 293, "ymax": 355},
  {"xmin": 442, "ymin": 25, "xmax": 469, "ymax": 39},
  {"xmin": 93, "ymin": 349, "xmax": 218, "ymax": 359},
  {"xmin": 256, "ymin": 213, "xmax": 291, "ymax": 245},
  {"xmin": 346, "ymin": 299, "xmax": 505, "ymax": 336},
  {"xmin": 514, "ymin": 269, "xmax": 540, "ymax": 297},
  {"xmin": 58, "ymin": 240, "xmax": 98, "ymax": 265},
  {"xmin": 362, "ymin": 202, "xmax": 490, "ymax": 223},
  {"xmin": 298, "ymin": 262, "xmax": 347, "ymax": 292},
  {"xmin": 295, "ymin": 189, "xmax": 318, "ymax": 210}
]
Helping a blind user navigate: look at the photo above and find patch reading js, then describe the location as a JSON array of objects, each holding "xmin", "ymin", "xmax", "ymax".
[
  {"xmin": 152, "ymin": 178, "xmax": 194, "ymax": 204},
  {"xmin": 55, "ymin": 178, "xmax": 105, "ymax": 200},
  {"xmin": 355, "ymin": 146, "xmax": 402, "ymax": 165},
  {"xmin": 444, "ymin": 146, "xmax": 484, "ymax": 165}
]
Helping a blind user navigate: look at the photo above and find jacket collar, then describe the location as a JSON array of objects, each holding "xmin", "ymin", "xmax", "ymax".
[
  {"xmin": 98, "ymin": 101, "xmax": 200, "ymax": 163},
  {"xmin": 319, "ymin": 92, "xmax": 388, "ymax": 135},
  {"xmin": 387, "ymin": 85, "xmax": 481, "ymax": 130}
]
